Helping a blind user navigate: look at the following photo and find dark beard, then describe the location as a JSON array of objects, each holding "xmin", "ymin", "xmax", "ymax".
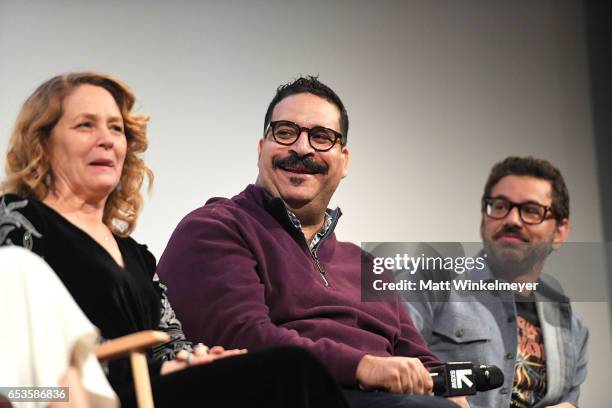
[{"xmin": 483, "ymin": 239, "xmax": 553, "ymax": 280}]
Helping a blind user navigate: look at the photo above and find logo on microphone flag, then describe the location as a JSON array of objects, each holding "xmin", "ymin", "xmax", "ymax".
[{"xmin": 451, "ymin": 368, "xmax": 474, "ymax": 389}]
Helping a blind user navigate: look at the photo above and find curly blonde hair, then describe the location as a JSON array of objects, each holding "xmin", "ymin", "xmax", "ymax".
[{"xmin": 2, "ymin": 72, "xmax": 153, "ymax": 236}]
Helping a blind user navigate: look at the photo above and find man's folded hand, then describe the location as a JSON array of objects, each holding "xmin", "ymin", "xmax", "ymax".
[{"xmin": 356, "ymin": 354, "xmax": 433, "ymax": 395}]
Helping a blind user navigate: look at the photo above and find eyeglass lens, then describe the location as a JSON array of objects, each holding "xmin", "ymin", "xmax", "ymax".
[
  {"xmin": 272, "ymin": 121, "xmax": 338, "ymax": 151},
  {"xmin": 486, "ymin": 198, "xmax": 547, "ymax": 224}
]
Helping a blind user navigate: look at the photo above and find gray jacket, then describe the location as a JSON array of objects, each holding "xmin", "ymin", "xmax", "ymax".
[{"xmin": 404, "ymin": 263, "xmax": 588, "ymax": 408}]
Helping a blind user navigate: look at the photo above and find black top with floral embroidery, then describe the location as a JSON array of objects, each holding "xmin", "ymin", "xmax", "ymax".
[{"xmin": 0, "ymin": 194, "xmax": 191, "ymax": 389}]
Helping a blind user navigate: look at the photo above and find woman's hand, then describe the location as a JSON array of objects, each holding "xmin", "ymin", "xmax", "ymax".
[{"xmin": 160, "ymin": 344, "xmax": 247, "ymax": 375}]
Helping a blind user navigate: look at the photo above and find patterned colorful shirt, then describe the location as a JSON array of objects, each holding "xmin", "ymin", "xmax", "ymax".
[{"xmin": 511, "ymin": 296, "xmax": 547, "ymax": 407}]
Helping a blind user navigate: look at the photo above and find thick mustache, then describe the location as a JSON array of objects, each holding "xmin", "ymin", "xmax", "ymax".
[
  {"xmin": 493, "ymin": 226, "xmax": 529, "ymax": 242},
  {"xmin": 273, "ymin": 154, "xmax": 328, "ymax": 175}
]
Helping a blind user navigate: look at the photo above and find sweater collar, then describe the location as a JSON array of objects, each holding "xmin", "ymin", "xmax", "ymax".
[{"xmin": 243, "ymin": 184, "xmax": 342, "ymax": 242}]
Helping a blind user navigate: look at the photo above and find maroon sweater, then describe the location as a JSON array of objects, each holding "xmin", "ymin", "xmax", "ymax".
[{"xmin": 157, "ymin": 185, "xmax": 440, "ymax": 385}]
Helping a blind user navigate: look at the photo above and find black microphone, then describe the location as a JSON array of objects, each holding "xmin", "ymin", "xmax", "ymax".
[{"xmin": 429, "ymin": 362, "xmax": 504, "ymax": 397}]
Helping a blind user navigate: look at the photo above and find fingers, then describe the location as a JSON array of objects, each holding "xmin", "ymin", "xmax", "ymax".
[
  {"xmin": 356, "ymin": 355, "xmax": 431, "ymax": 395},
  {"xmin": 398, "ymin": 370, "xmax": 412, "ymax": 394},
  {"xmin": 192, "ymin": 344, "xmax": 248, "ymax": 360},
  {"xmin": 209, "ymin": 345, "xmax": 225, "ymax": 355},
  {"xmin": 193, "ymin": 343, "xmax": 209, "ymax": 356},
  {"xmin": 389, "ymin": 372, "xmax": 404, "ymax": 394},
  {"xmin": 394, "ymin": 358, "xmax": 430, "ymax": 395},
  {"xmin": 422, "ymin": 365, "xmax": 433, "ymax": 393},
  {"xmin": 176, "ymin": 350, "xmax": 191, "ymax": 362},
  {"xmin": 401, "ymin": 362, "xmax": 421, "ymax": 395},
  {"xmin": 209, "ymin": 346, "xmax": 247, "ymax": 357},
  {"xmin": 161, "ymin": 360, "xmax": 187, "ymax": 375},
  {"xmin": 187, "ymin": 349, "xmax": 245, "ymax": 365},
  {"xmin": 411, "ymin": 368, "xmax": 425, "ymax": 395},
  {"xmin": 222, "ymin": 348, "xmax": 248, "ymax": 356},
  {"xmin": 189, "ymin": 354, "xmax": 218, "ymax": 365},
  {"xmin": 413, "ymin": 358, "xmax": 433, "ymax": 395}
]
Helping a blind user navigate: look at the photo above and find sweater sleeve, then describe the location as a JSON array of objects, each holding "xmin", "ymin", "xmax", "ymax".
[{"xmin": 156, "ymin": 206, "xmax": 366, "ymax": 386}]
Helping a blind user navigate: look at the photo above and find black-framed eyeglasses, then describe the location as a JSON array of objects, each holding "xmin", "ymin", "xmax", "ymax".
[
  {"xmin": 483, "ymin": 196, "xmax": 554, "ymax": 225},
  {"xmin": 265, "ymin": 120, "xmax": 344, "ymax": 152}
]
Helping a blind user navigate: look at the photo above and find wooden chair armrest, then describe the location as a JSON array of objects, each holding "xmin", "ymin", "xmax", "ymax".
[{"xmin": 95, "ymin": 330, "xmax": 170, "ymax": 361}]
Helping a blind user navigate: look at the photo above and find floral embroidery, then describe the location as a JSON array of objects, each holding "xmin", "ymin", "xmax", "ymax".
[
  {"xmin": 151, "ymin": 273, "xmax": 193, "ymax": 361},
  {"xmin": 0, "ymin": 197, "xmax": 42, "ymax": 249}
]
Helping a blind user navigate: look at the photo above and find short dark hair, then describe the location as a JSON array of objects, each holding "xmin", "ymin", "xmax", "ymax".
[
  {"xmin": 482, "ymin": 156, "xmax": 570, "ymax": 222},
  {"xmin": 263, "ymin": 75, "xmax": 349, "ymax": 143}
]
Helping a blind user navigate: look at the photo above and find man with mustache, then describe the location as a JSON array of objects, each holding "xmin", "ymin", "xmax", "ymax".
[
  {"xmin": 157, "ymin": 76, "xmax": 463, "ymax": 407},
  {"xmin": 405, "ymin": 157, "xmax": 588, "ymax": 408}
]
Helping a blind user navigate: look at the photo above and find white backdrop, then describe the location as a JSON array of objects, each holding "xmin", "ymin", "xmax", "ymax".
[{"xmin": 1, "ymin": 0, "xmax": 609, "ymax": 405}]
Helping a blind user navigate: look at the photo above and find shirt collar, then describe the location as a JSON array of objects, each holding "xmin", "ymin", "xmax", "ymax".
[
  {"xmin": 286, "ymin": 208, "xmax": 334, "ymax": 251},
  {"xmin": 245, "ymin": 184, "xmax": 342, "ymax": 250}
]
